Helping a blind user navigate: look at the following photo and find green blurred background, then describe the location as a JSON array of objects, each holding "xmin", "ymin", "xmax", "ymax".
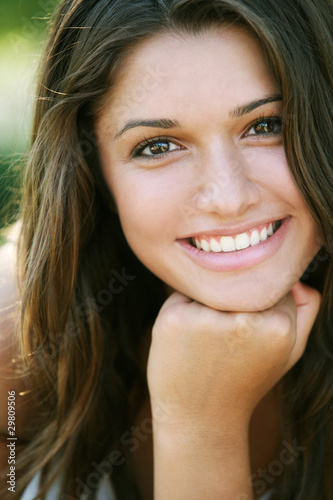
[{"xmin": 0, "ymin": 0, "xmax": 56, "ymax": 240}]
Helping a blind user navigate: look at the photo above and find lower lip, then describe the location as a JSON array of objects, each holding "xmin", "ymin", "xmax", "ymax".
[{"xmin": 177, "ymin": 217, "xmax": 291, "ymax": 272}]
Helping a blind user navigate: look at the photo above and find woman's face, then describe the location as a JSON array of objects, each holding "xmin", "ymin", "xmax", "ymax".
[{"xmin": 96, "ymin": 27, "xmax": 321, "ymax": 311}]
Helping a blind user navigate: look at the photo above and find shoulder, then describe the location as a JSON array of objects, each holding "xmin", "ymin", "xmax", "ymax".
[{"xmin": 0, "ymin": 224, "xmax": 36, "ymax": 441}]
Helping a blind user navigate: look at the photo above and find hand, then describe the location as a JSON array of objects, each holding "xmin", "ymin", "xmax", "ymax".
[{"xmin": 147, "ymin": 281, "xmax": 321, "ymax": 433}]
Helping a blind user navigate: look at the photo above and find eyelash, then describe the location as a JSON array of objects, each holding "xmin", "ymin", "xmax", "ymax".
[{"xmin": 130, "ymin": 115, "xmax": 282, "ymax": 160}]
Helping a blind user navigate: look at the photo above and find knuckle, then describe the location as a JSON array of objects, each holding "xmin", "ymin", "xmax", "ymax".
[
  {"xmin": 271, "ymin": 311, "xmax": 293, "ymax": 339},
  {"xmin": 197, "ymin": 306, "xmax": 216, "ymax": 328},
  {"xmin": 234, "ymin": 312, "xmax": 252, "ymax": 337},
  {"xmin": 157, "ymin": 305, "xmax": 184, "ymax": 333}
]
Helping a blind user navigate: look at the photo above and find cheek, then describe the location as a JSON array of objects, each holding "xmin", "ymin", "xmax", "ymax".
[
  {"xmin": 249, "ymin": 148, "xmax": 294, "ymax": 195},
  {"xmin": 111, "ymin": 171, "xmax": 185, "ymax": 245}
]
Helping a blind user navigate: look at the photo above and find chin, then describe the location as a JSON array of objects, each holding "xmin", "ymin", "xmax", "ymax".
[{"xmin": 184, "ymin": 283, "xmax": 292, "ymax": 313}]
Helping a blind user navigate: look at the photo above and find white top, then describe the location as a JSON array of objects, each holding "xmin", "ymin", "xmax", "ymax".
[
  {"xmin": 20, "ymin": 472, "xmax": 117, "ymax": 500},
  {"xmin": 259, "ymin": 492, "xmax": 274, "ymax": 500},
  {"xmin": 21, "ymin": 472, "xmax": 273, "ymax": 499}
]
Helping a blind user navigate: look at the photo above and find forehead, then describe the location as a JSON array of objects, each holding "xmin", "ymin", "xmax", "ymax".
[{"xmin": 103, "ymin": 26, "xmax": 279, "ymax": 127}]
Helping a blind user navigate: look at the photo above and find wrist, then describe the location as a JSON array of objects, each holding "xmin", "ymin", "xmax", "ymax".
[
  {"xmin": 153, "ymin": 418, "xmax": 250, "ymax": 456},
  {"xmin": 153, "ymin": 423, "xmax": 253, "ymax": 500},
  {"xmin": 150, "ymin": 398, "xmax": 252, "ymax": 442}
]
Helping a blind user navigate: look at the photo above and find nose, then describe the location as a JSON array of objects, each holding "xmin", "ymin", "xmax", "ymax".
[{"xmin": 192, "ymin": 143, "xmax": 260, "ymax": 218}]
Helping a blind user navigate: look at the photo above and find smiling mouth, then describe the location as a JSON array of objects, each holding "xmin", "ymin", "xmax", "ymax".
[{"xmin": 190, "ymin": 219, "xmax": 283, "ymax": 253}]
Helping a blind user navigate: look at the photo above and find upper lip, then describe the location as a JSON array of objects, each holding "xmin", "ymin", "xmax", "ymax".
[{"xmin": 180, "ymin": 216, "xmax": 288, "ymax": 239}]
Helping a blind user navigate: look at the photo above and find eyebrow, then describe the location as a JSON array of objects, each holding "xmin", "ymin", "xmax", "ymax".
[
  {"xmin": 114, "ymin": 118, "xmax": 180, "ymax": 140},
  {"xmin": 114, "ymin": 95, "xmax": 282, "ymax": 140},
  {"xmin": 231, "ymin": 94, "xmax": 282, "ymax": 118}
]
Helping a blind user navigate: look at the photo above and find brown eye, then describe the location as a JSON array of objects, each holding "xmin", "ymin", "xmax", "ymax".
[
  {"xmin": 132, "ymin": 137, "xmax": 181, "ymax": 159},
  {"xmin": 149, "ymin": 141, "xmax": 170, "ymax": 154},
  {"xmin": 255, "ymin": 121, "xmax": 274, "ymax": 133},
  {"xmin": 245, "ymin": 117, "xmax": 282, "ymax": 137}
]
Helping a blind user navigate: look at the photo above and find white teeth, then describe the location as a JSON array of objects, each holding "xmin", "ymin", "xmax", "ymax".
[
  {"xmin": 235, "ymin": 233, "xmax": 250, "ymax": 250},
  {"xmin": 250, "ymin": 230, "xmax": 260, "ymax": 246},
  {"xmin": 220, "ymin": 236, "xmax": 236, "ymax": 252},
  {"xmin": 193, "ymin": 220, "xmax": 279, "ymax": 252},
  {"xmin": 201, "ymin": 239, "xmax": 211, "ymax": 252},
  {"xmin": 194, "ymin": 238, "xmax": 202, "ymax": 250},
  {"xmin": 210, "ymin": 238, "xmax": 222, "ymax": 252},
  {"xmin": 260, "ymin": 227, "xmax": 268, "ymax": 241}
]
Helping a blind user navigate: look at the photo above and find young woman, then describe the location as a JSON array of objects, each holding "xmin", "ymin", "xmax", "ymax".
[{"xmin": 0, "ymin": 0, "xmax": 332, "ymax": 499}]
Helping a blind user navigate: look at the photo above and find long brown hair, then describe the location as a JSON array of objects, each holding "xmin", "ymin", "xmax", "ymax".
[{"xmin": 3, "ymin": 0, "xmax": 332, "ymax": 499}]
